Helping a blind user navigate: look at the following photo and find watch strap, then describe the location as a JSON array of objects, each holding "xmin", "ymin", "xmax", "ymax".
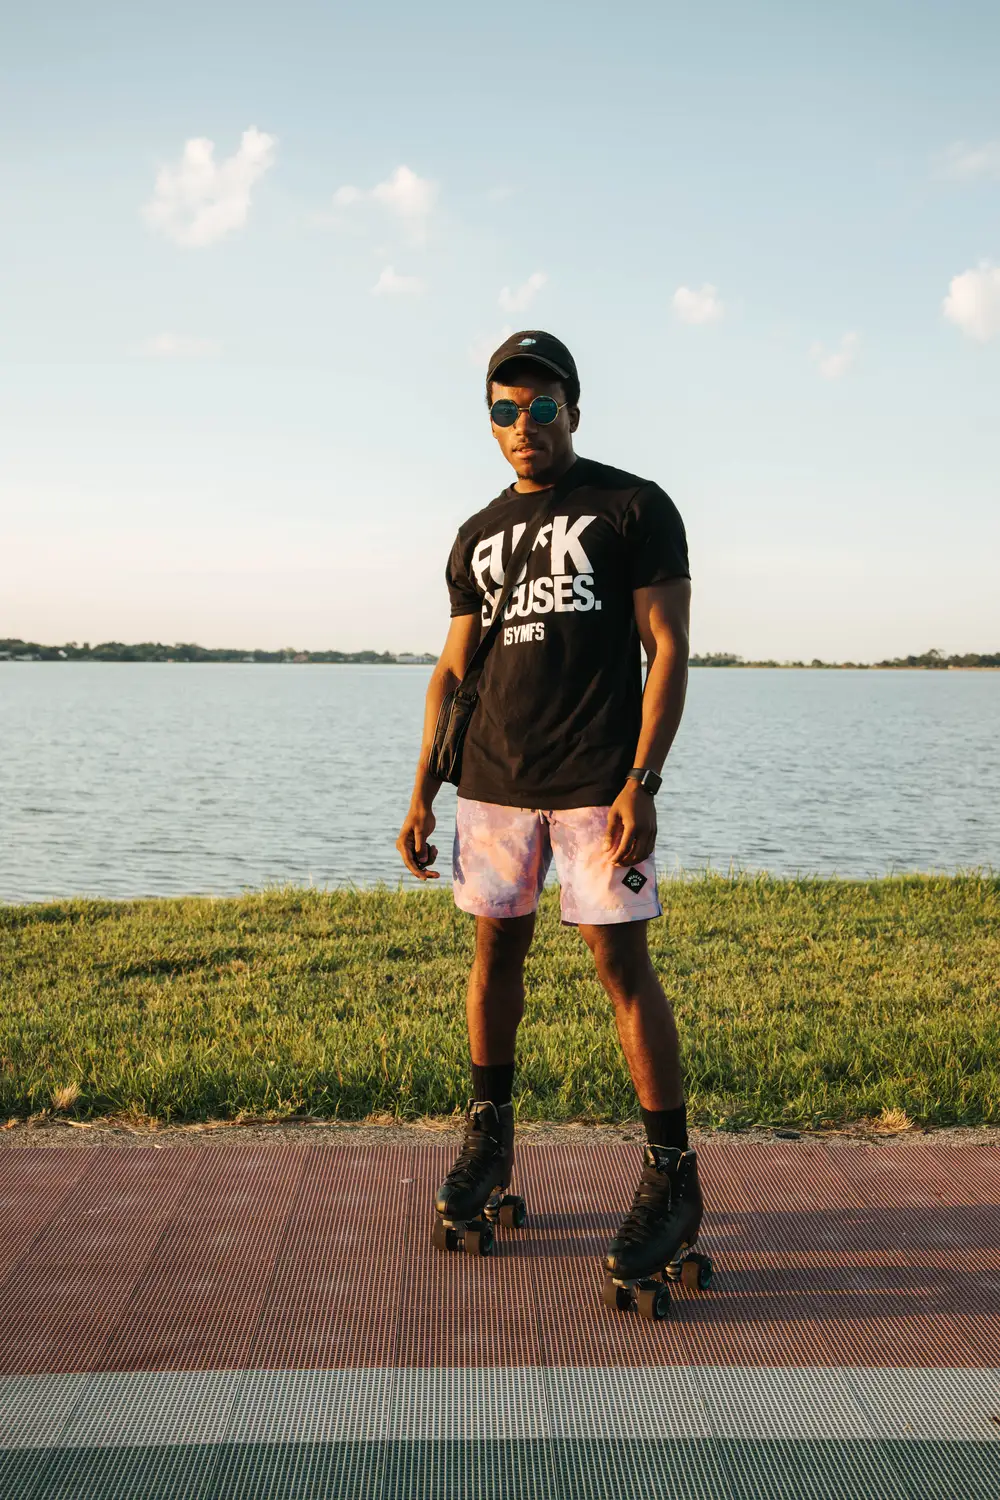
[{"xmin": 627, "ymin": 767, "xmax": 662, "ymax": 796}]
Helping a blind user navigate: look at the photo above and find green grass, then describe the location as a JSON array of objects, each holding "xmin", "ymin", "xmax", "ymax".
[{"xmin": 2, "ymin": 875, "xmax": 998, "ymax": 1129}]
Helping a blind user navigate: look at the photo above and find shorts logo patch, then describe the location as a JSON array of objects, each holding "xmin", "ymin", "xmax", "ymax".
[{"xmin": 622, "ymin": 868, "xmax": 647, "ymax": 893}]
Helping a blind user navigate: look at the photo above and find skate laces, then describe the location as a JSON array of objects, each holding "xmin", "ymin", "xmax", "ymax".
[
  {"xmin": 615, "ymin": 1151, "xmax": 682, "ymax": 1247},
  {"xmin": 444, "ymin": 1107, "xmax": 501, "ymax": 1192}
]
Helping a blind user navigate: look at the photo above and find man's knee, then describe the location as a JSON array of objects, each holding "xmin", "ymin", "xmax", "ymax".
[
  {"xmin": 474, "ymin": 914, "xmax": 534, "ymax": 978},
  {"xmin": 583, "ymin": 925, "xmax": 654, "ymax": 1003}
]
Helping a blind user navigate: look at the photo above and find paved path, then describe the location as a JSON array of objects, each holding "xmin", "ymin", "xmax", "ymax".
[{"xmin": 1, "ymin": 1141, "xmax": 998, "ymax": 1497}]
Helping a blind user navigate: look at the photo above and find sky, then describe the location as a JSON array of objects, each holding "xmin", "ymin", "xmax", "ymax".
[{"xmin": 1, "ymin": 0, "xmax": 998, "ymax": 660}]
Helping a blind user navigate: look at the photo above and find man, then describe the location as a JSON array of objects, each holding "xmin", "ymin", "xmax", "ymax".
[{"xmin": 396, "ymin": 330, "xmax": 707, "ymax": 1311}]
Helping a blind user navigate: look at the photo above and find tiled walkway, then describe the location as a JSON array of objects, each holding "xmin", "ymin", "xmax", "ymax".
[{"xmin": 1, "ymin": 1141, "xmax": 997, "ymax": 1497}]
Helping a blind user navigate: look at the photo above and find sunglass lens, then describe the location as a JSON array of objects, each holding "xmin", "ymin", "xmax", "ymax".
[
  {"xmin": 528, "ymin": 396, "xmax": 559, "ymax": 424},
  {"xmin": 490, "ymin": 400, "xmax": 519, "ymax": 427}
]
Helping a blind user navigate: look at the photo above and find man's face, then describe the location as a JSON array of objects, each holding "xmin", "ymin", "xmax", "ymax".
[{"xmin": 489, "ymin": 371, "xmax": 579, "ymax": 483}]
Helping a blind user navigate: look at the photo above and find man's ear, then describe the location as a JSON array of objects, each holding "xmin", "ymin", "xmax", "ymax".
[{"xmin": 568, "ymin": 405, "xmax": 581, "ymax": 433}]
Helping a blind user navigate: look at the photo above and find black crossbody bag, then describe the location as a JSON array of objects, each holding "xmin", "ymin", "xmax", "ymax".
[{"xmin": 429, "ymin": 466, "xmax": 582, "ymax": 786}]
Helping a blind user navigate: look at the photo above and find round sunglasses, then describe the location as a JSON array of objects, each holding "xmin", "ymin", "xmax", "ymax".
[{"xmin": 490, "ymin": 396, "xmax": 567, "ymax": 428}]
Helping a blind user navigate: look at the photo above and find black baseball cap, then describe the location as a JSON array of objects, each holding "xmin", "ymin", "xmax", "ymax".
[{"xmin": 486, "ymin": 329, "xmax": 578, "ymax": 387}]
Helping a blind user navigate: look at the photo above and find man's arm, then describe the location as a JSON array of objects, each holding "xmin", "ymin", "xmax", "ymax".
[
  {"xmin": 396, "ymin": 613, "xmax": 481, "ymax": 880},
  {"xmin": 605, "ymin": 578, "xmax": 691, "ymax": 866}
]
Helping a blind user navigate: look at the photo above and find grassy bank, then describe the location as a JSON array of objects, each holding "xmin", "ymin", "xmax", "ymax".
[{"xmin": 2, "ymin": 876, "xmax": 997, "ymax": 1129}]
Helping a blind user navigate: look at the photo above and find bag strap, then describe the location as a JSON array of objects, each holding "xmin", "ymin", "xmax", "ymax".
[{"xmin": 456, "ymin": 461, "xmax": 585, "ymax": 699}]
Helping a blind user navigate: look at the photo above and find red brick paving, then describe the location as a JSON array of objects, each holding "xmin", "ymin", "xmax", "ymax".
[{"xmin": 0, "ymin": 1141, "xmax": 995, "ymax": 1376}]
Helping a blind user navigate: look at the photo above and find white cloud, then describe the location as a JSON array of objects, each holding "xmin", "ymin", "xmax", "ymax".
[
  {"xmin": 673, "ymin": 283, "xmax": 724, "ymax": 325},
  {"xmin": 498, "ymin": 271, "xmax": 547, "ymax": 314},
  {"xmin": 372, "ymin": 165, "xmax": 436, "ymax": 226},
  {"xmin": 933, "ymin": 141, "xmax": 1000, "ymax": 182},
  {"xmin": 333, "ymin": 164, "xmax": 437, "ymax": 243},
  {"xmin": 810, "ymin": 331, "xmax": 859, "ymax": 379},
  {"xmin": 372, "ymin": 265, "xmax": 423, "ymax": 297},
  {"xmin": 140, "ymin": 333, "xmax": 221, "ymax": 358},
  {"xmin": 332, "ymin": 184, "xmax": 363, "ymax": 207},
  {"xmin": 943, "ymin": 263, "xmax": 1000, "ymax": 342},
  {"xmin": 143, "ymin": 126, "xmax": 276, "ymax": 248}
]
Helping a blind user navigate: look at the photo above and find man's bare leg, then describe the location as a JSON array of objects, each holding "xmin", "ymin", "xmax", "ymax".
[
  {"xmin": 466, "ymin": 912, "xmax": 535, "ymax": 1068},
  {"xmin": 578, "ymin": 919, "xmax": 684, "ymax": 1111}
]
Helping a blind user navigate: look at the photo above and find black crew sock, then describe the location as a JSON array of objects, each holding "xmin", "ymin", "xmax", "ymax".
[
  {"xmin": 470, "ymin": 1062, "xmax": 515, "ymax": 1107},
  {"xmin": 640, "ymin": 1103, "xmax": 689, "ymax": 1153}
]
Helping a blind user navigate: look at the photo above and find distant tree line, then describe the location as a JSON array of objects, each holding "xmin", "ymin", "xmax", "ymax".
[
  {"xmin": 2, "ymin": 639, "xmax": 996, "ymax": 669},
  {"xmin": 0, "ymin": 639, "xmax": 437, "ymax": 664},
  {"xmin": 689, "ymin": 648, "xmax": 1000, "ymax": 669}
]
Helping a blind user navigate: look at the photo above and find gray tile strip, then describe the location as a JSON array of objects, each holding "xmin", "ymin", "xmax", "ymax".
[{"xmin": 1, "ymin": 1366, "xmax": 998, "ymax": 1451}]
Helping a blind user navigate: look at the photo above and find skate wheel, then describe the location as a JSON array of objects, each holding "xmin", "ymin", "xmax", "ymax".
[
  {"xmin": 499, "ymin": 1195, "xmax": 526, "ymax": 1229},
  {"xmin": 464, "ymin": 1220, "xmax": 495, "ymax": 1258},
  {"xmin": 635, "ymin": 1280, "xmax": 672, "ymax": 1321},
  {"xmin": 680, "ymin": 1253, "xmax": 714, "ymax": 1291},
  {"xmin": 432, "ymin": 1217, "xmax": 455, "ymax": 1252},
  {"xmin": 602, "ymin": 1275, "xmax": 633, "ymax": 1312}
]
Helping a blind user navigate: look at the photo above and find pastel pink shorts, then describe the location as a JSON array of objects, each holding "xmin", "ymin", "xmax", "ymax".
[{"xmin": 453, "ymin": 798, "xmax": 662, "ymax": 926}]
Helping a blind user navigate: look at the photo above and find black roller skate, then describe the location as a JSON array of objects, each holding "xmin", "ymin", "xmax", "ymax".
[
  {"xmin": 602, "ymin": 1145, "xmax": 714, "ymax": 1321},
  {"xmin": 432, "ymin": 1101, "xmax": 526, "ymax": 1258}
]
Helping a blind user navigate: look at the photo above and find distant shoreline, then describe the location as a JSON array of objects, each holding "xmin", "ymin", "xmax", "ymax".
[
  {"xmin": 689, "ymin": 662, "xmax": 1000, "ymax": 671},
  {"xmin": 1, "ymin": 640, "xmax": 998, "ymax": 670},
  {"xmin": 4, "ymin": 660, "xmax": 999, "ymax": 671},
  {"xmin": 689, "ymin": 651, "xmax": 1000, "ymax": 671},
  {"xmin": 0, "ymin": 642, "xmax": 437, "ymax": 666}
]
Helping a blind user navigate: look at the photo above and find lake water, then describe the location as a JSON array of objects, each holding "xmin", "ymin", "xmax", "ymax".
[{"xmin": 1, "ymin": 664, "xmax": 997, "ymax": 902}]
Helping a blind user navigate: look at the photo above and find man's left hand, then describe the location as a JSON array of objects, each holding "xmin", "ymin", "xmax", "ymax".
[{"xmin": 605, "ymin": 780, "xmax": 657, "ymax": 866}]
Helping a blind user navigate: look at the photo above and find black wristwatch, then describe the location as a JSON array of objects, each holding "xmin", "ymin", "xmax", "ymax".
[{"xmin": 627, "ymin": 767, "xmax": 662, "ymax": 797}]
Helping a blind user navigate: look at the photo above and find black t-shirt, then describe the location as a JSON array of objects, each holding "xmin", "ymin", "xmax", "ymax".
[{"xmin": 445, "ymin": 455, "xmax": 690, "ymax": 809}]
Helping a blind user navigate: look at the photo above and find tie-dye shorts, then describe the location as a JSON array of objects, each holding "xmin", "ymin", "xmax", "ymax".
[{"xmin": 453, "ymin": 798, "xmax": 662, "ymax": 926}]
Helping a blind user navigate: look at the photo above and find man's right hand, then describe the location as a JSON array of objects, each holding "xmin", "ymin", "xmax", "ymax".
[{"xmin": 396, "ymin": 804, "xmax": 440, "ymax": 880}]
